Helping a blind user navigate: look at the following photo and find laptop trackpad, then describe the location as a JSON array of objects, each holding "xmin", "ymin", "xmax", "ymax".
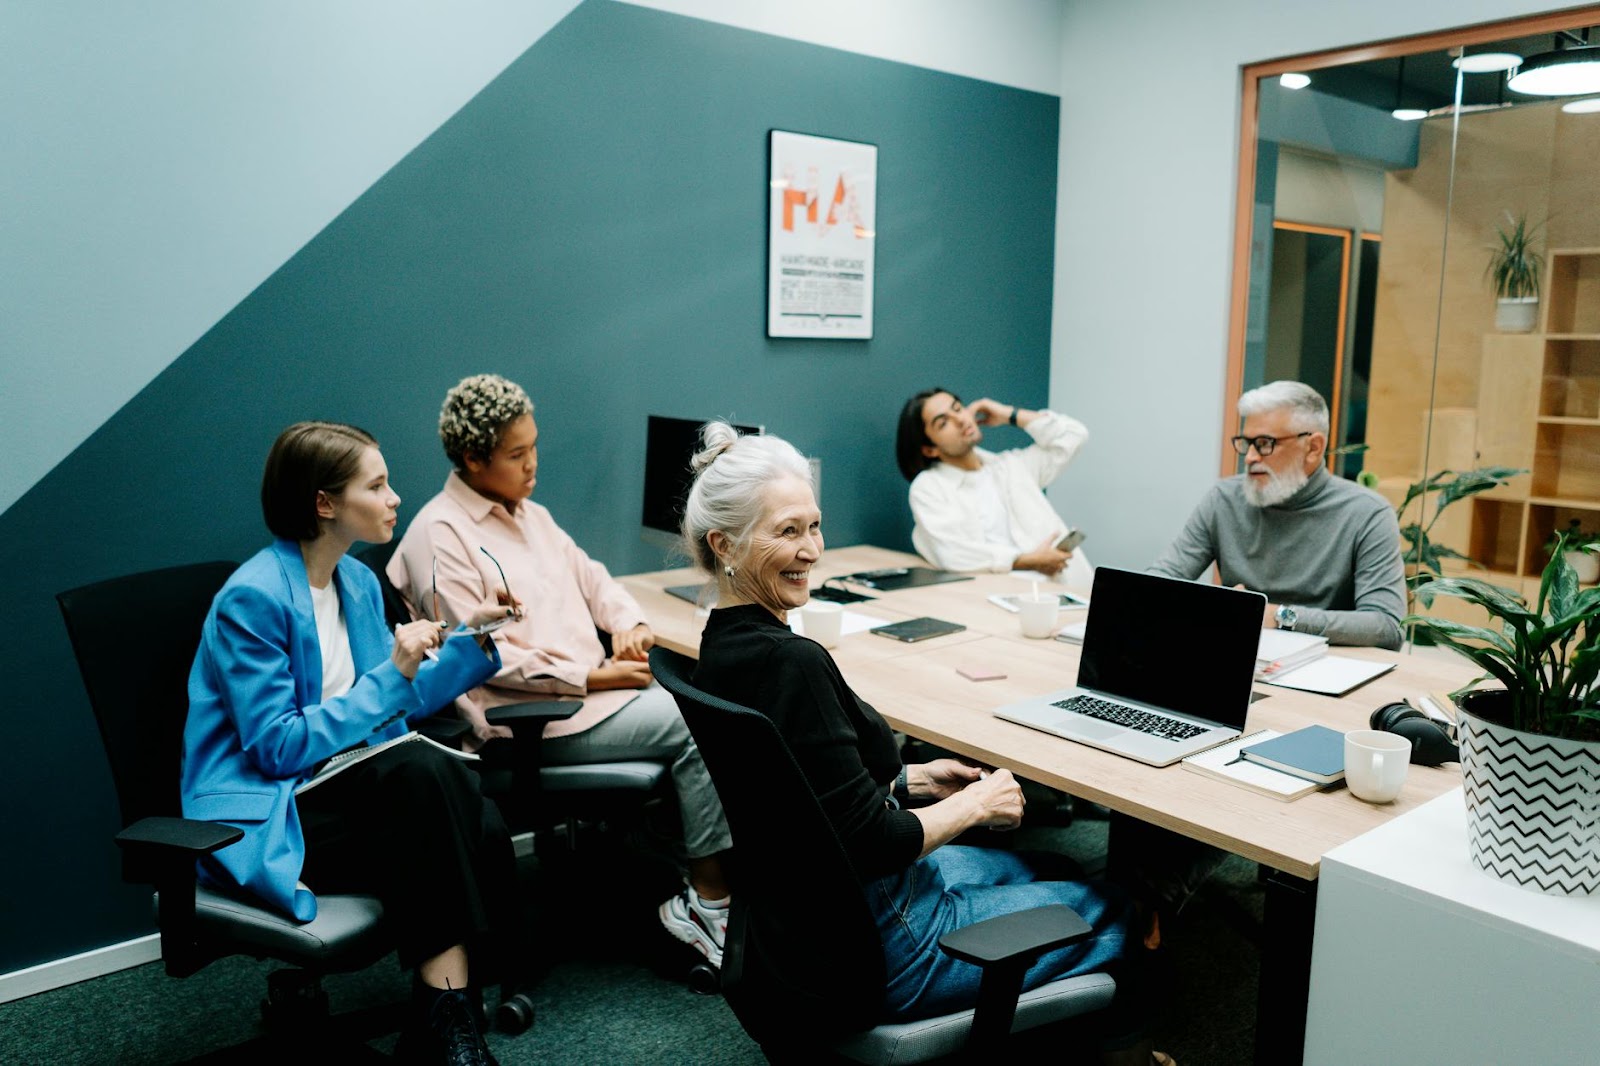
[{"xmin": 1059, "ymin": 716, "xmax": 1123, "ymax": 742}]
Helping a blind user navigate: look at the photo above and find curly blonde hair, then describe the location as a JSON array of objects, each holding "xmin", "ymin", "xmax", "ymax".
[{"xmin": 438, "ymin": 374, "xmax": 534, "ymax": 471}]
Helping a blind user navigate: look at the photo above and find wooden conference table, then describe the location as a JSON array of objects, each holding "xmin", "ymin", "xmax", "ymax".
[{"xmin": 620, "ymin": 545, "xmax": 1474, "ymax": 1064}]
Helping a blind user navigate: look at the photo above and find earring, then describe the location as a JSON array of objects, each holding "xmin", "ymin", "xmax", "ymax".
[{"xmin": 724, "ymin": 565, "xmax": 736, "ymax": 579}]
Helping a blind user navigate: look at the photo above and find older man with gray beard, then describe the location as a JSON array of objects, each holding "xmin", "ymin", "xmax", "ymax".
[{"xmin": 1148, "ymin": 380, "xmax": 1404, "ymax": 649}]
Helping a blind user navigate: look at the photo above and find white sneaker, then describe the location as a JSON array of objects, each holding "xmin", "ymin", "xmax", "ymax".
[{"xmin": 658, "ymin": 886, "xmax": 729, "ymax": 968}]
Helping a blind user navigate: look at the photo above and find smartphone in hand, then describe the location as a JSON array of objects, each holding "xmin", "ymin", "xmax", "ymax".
[{"xmin": 1056, "ymin": 528, "xmax": 1086, "ymax": 552}]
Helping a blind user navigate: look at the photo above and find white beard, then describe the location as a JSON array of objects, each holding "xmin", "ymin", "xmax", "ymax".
[{"xmin": 1242, "ymin": 463, "xmax": 1309, "ymax": 507}]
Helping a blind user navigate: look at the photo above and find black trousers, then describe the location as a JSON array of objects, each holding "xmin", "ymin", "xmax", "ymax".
[{"xmin": 297, "ymin": 739, "xmax": 518, "ymax": 978}]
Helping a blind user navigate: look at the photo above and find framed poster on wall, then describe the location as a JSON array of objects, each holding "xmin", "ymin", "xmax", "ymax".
[{"xmin": 767, "ymin": 130, "xmax": 877, "ymax": 339}]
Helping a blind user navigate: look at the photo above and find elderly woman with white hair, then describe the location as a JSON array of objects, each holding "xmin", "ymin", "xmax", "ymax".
[{"xmin": 682, "ymin": 422, "xmax": 1169, "ymax": 1066}]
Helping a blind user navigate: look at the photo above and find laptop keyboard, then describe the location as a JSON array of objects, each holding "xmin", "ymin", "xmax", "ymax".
[{"xmin": 1052, "ymin": 695, "xmax": 1207, "ymax": 742}]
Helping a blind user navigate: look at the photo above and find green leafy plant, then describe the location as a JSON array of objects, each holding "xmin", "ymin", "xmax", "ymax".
[
  {"xmin": 1398, "ymin": 466, "xmax": 1526, "ymax": 593},
  {"xmin": 1544, "ymin": 518, "xmax": 1600, "ymax": 555},
  {"xmin": 1406, "ymin": 529, "xmax": 1600, "ymax": 742},
  {"xmin": 1485, "ymin": 212, "xmax": 1544, "ymax": 300}
]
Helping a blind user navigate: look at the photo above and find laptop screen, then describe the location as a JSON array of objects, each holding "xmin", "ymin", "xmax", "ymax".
[{"xmin": 1076, "ymin": 568, "xmax": 1264, "ymax": 729}]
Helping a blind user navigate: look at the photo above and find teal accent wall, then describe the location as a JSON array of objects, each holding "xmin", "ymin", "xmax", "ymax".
[{"xmin": 0, "ymin": 0, "xmax": 1057, "ymax": 972}]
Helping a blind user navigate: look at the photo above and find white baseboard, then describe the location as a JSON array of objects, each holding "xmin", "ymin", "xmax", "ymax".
[{"xmin": 0, "ymin": 934, "xmax": 160, "ymax": 1005}]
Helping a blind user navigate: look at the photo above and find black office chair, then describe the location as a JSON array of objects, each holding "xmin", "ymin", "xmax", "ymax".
[
  {"xmin": 57, "ymin": 562, "xmax": 398, "ymax": 1056},
  {"xmin": 352, "ymin": 543, "xmax": 702, "ymax": 999},
  {"xmin": 352, "ymin": 540, "xmax": 670, "ymax": 841},
  {"xmin": 650, "ymin": 647, "xmax": 1118, "ymax": 1063}
]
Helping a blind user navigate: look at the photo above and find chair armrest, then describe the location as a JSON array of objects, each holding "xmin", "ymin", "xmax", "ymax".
[
  {"xmin": 415, "ymin": 714, "xmax": 473, "ymax": 746},
  {"xmin": 937, "ymin": 904, "xmax": 1091, "ymax": 967},
  {"xmin": 115, "ymin": 816, "xmax": 242, "ymax": 858},
  {"xmin": 939, "ymin": 904, "xmax": 1096, "ymax": 1051},
  {"xmin": 487, "ymin": 700, "xmax": 583, "ymax": 725},
  {"xmin": 114, "ymin": 816, "xmax": 242, "ymax": 887}
]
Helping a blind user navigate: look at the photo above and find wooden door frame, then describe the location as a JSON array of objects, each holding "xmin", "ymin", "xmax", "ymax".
[{"xmin": 1220, "ymin": 5, "xmax": 1600, "ymax": 476}]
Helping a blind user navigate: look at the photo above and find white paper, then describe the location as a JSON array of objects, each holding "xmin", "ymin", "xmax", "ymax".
[
  {"xmin": 1182, "ymin": 730, "xmax": 1317, "ymax": 799},
  {"xmin": 1260, "ymin": 655, "xmax": 1396, "ymax": 696}
]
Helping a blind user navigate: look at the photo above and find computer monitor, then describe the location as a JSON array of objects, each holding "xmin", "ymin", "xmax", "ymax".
[{"xmin": 641, "ymin": 415, "xmax": 763, "ymax": 550}]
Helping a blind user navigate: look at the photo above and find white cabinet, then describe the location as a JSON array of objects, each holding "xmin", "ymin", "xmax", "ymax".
[{"xmin": 1304, "ymin": 788, "xmax": 1600, "ymax": 1064}]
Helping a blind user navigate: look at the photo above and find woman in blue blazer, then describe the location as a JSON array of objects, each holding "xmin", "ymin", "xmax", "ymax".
[{"xmin": 183, "ymin": 421, "xmax": 509, "ymax": 1065}]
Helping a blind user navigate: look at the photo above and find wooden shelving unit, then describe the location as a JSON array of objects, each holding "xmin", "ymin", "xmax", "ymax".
[{"xmin": 1471, "ymin": 248, "xmax": 1600, "ymax": 582}]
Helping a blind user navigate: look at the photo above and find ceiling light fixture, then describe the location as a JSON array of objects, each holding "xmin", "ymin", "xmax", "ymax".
[
  {"xmin": 1508, "ymin": 30, "xmax": 1600, "ymax": 96},
  {"xmin": 1279, "ymin": 72, "xmax": 1311, "ymax": 90},
  {"xmin": 1391, "ymin": 55, "xmax": 1427, "ymax": 120},
  {"xmin": 1453, "ymin": 52, "xmax": 1522, "ymax": 74},
  {"xmin": 1562, "ymin": 96, "xmax": 1600, "ymax": 113}
]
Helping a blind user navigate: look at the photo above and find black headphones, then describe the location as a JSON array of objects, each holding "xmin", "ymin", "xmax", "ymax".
[{"xmin": 1369, "ymin": 702, "xmax": 1459, "ymax": 766}]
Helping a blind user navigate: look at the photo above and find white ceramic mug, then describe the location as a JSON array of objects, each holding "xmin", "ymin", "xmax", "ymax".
[
  {"xmin": 1345, "ymin": 729, "xmax": 1411, "ymax": 803},
  {"xmin": 1017, "ymin": 595, "xmax": 1059, "ymax": 639},
  {"xmin": 800, "ymin": 600, "xmax": 844, "ymax": 649}
]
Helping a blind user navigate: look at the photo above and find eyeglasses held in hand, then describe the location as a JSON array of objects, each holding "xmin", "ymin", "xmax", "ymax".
[
  {"xmin": 428, "ymin": 551, "xmax": 517, "ymax": 637},
  {"xmin": 1229, "ymin": 432, "xmax": 1311, "ymax": 457}
]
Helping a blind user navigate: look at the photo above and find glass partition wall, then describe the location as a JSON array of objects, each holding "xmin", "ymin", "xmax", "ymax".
[{"xmin": 1228, "ymin": 8, "xmax": 1600, "ymax": 632}]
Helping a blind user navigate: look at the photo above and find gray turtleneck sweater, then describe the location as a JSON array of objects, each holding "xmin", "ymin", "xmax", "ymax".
[{"xmin": 1148, "ymin": 467, "xmax": 1405, "ymax": 649}]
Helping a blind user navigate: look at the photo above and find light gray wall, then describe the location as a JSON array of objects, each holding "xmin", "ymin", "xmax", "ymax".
[
  {"xmin": 1049, "ymin": 0, "xmax": 1560, "ymax": 571},
  {"xmin": 620, "ymin": 0, "xmax": 1068, "ymax": 94},
  {"xmin": 0, "ymin": 0, "xmax": 584, "ymax": 515}
]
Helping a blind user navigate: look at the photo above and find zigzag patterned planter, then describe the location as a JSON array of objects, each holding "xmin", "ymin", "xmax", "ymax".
[{"xmin": 1459, "ymin": 702, "xmax": 1600, "ymax": 896}]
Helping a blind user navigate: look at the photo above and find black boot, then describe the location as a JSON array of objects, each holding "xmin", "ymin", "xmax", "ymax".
[{"xmin": 395, "ymin": 984, "xmax": 499, "ymax": 1066}]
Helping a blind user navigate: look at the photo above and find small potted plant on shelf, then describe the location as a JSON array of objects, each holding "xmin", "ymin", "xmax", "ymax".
[
  {"xmin": 1406, "ymin": 528, "xmax": 1600, "ymax": 896},
  {"xmin": 1544, "ymin": 519, "xmax": 1600, "ymax": 585},
  {"xmin": 1486, "ymin": 211, "xmax": 1543, "ymax": 332}
]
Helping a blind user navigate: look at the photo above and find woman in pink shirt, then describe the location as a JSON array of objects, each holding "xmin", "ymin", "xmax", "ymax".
[{"xmin": 388, "ymin": 375, "xmax": 733, "ymax": 968}]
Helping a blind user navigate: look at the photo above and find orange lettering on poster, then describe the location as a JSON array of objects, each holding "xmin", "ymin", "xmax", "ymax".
[{"xmin": 782, "ymin": 188, "xmax": 821, "ymax": 232}]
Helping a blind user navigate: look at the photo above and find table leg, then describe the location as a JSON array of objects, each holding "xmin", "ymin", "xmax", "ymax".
[{"xmin": 1254, "ymin": 867, "xmax": 1317, "ymax": 1066}]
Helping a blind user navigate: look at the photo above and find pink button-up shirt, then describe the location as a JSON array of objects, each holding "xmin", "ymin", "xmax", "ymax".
[{"xmin": 388, "ymin": 472, "xmax": 648, "ymax": 738}]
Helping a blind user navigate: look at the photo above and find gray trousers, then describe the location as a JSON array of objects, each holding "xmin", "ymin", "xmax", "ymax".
[{"xmin": 540, "ymin": 684, "xmax": 732, "ymax": 859}]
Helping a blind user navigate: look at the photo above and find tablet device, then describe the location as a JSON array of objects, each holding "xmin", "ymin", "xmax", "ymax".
[
  {"xmin": 844, "ymin": 567, "xmax": 975, "ymax": 591},
  {"xmin": 869, "ymin": 617, "xmax": 967, "ymax": 643}
]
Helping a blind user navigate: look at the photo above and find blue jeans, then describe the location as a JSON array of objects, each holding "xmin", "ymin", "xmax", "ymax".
[{"xmin": 865, "ymin": 845, "xmax": 1132, "ymax": 1023}]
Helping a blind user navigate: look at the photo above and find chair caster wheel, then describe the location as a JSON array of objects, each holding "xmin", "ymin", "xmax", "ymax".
[
  {"xmin": 496, "ymin": 993, "xmax": 536, "ymax": 1034},
  {"xmin": 686, "ymin": 961, "xmax": 720, "ymax": 996}
]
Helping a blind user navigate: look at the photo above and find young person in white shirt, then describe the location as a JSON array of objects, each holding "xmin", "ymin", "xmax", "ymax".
[{"xmin": 896, "ymin": 388, "xmax": 1091, "ymax": 584}]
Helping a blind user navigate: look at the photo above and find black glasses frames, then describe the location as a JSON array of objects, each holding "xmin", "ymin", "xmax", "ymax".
[
  {"xmin": 1229, "ymin": 432, "xmax": 1311, "ymax": 457},
  {"xmin": 479, "ymin": 546, "xmax": 514, "ymax": 607},
  {"xmin": 431, "ymin": 549, "xmax": 517, "ymax": 626}
]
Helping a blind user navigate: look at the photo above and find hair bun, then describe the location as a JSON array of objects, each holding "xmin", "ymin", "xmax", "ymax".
[{"xmin": 690, "ymin": 421, "xmax": 740, "ymax": 474}]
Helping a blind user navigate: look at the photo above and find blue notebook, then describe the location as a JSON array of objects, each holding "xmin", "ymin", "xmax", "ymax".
[{"xmin": 1239, "ymin": 724, "xmax": 1346, "ymax": 785}]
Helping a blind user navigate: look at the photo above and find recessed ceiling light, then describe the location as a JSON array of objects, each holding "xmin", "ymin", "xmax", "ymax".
[
  {"xmin": 1453, "ymin": 52, "xmax": 1522, "ymax": 73},
  {"xmin": 1562, "ymin": 96, "xmax": 1600, "ymax": 113},
  {"xmin": 1508, "ymin": 46, "xmax": 1600, "ymax": 96},
  {"xmin": 1392, "ymin": 108, "xmax": 1429, "ymax": 121},
  {"xmin": 1279, "ymin": 72, "xmax": 1311, "ymax": 90}
]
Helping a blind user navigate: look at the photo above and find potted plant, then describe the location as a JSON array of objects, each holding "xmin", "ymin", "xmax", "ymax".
[
  {"xmin": 1544, "ymin": 519, "xmax": 1600, "ymax": 585},
  {"xmin": 1486, "ymin": 211, "xmax": 1543, "ymax": 332},
  {"xmin": 1406, "ymin": 529, "xmax": 1600, "ymax": 895},
  {"xmin": 1395, "ymin": 465, "xmax": 1525, "ymax": 612}
]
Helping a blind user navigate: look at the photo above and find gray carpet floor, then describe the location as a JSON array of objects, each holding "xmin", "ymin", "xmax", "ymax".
[{"xmin": 0, "ymin": 813, "xmax": 1265, "ymax": 1064}]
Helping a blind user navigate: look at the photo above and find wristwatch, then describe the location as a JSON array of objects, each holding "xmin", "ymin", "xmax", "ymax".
[
  {"xmin": 1008, "ymin": 406, "xmax": 1019, "ymax": 426},
  {"xmin": 1275, "ymin": 605, "xmax": 1298, "ymax": 631}
]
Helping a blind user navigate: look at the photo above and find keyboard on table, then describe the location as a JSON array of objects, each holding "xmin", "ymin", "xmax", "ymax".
[{"xmin": 1052, "ymin": 694, "xmax": 1207, "ymax": 741}]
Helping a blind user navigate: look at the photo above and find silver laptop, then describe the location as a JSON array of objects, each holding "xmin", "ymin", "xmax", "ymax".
[{"xmin": 993, "ymin": 567, "xmax": 1264, "ymax": 767}]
